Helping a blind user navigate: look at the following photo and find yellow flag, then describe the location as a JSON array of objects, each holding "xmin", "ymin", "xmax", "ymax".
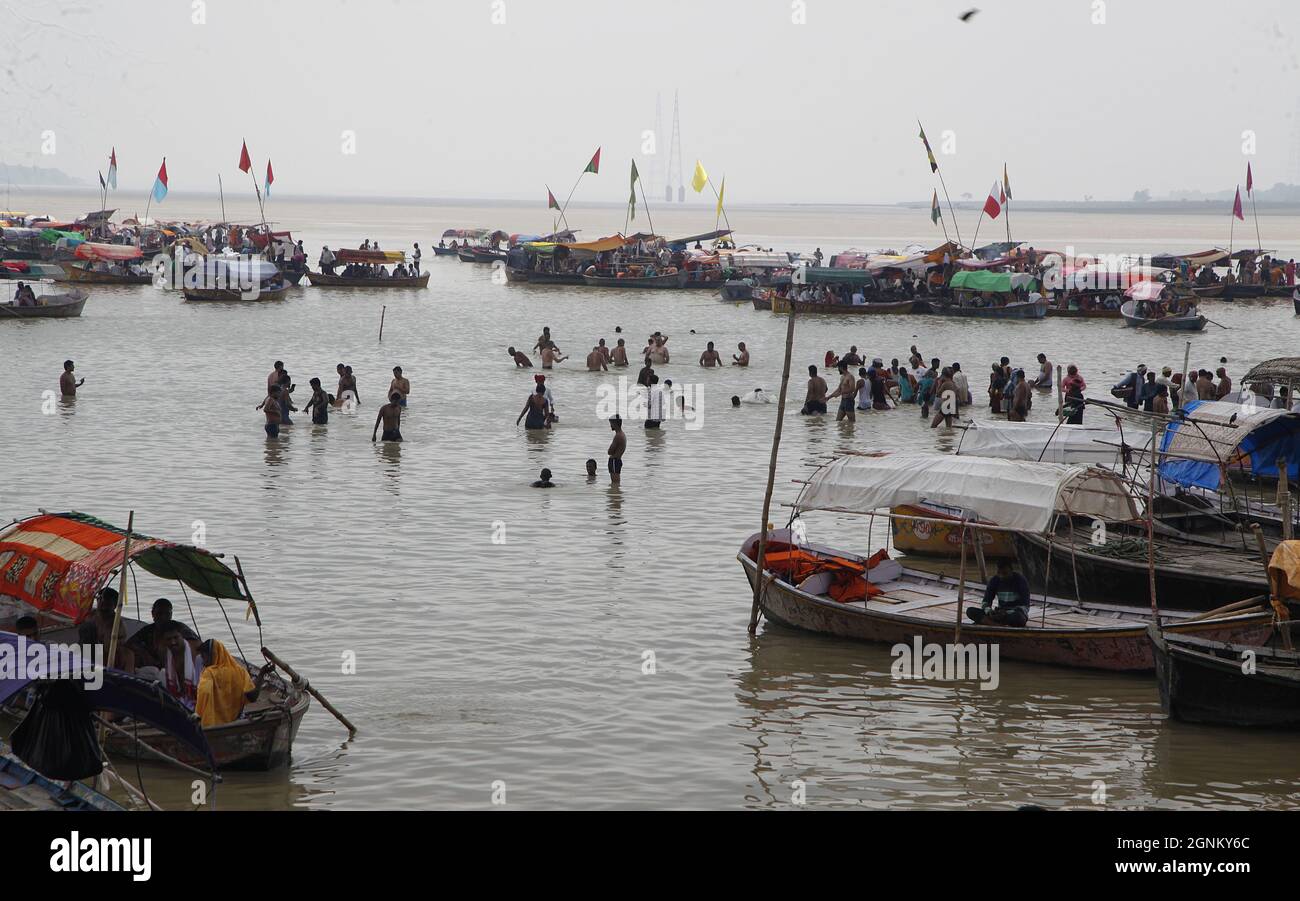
[
  {"xmin": 716, "ymin": 176, "xmax": 725, "ymax": 217},
  {"xmin": 691, "ymin": 159, "xmax": 708, "ymax": 193}
]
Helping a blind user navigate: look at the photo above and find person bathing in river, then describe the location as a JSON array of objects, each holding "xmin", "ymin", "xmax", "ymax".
[
  {"xmin": 372, "ymin": 392, "xmax": 404, "ymax": 442},
  {"xmin": 508, "ymin": 347, "xmax": 533, "ymax": 368},
  {"xmin": 827, "ymin": 361, "xmax": 857, "ymax": 423},
  {"xmin": 801, "ymin": 364, "xmax": 828, "ymax": 415},
  {"xmin": 389, "ymin": 366, "xmax": 410, "ymax": 406},
  {"xmin": 732, "ymin": 342, "xmax": 749, "ymax": 367},
  {"xmin": 304, "ymin": 377, "xmax": 330, "ymax": 425},
  {"xmin": 60, "ymin": 360, "xmax": 84, "ymax": 397},
  {"xmin": 699, "ymin": 341, "xmax": 724, "ymax": 367},
  {"xmin": 611, "ymin": 339, "xmax": 629, "ymax": 367},
  {"xmin": 257, "ymin": 384, "xmax": 284, "ymax": 437}
]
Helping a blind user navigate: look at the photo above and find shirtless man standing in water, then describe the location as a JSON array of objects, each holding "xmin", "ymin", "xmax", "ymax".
[
  {"xmin": 611, "ymin": 339, "xmax": 629, "ymax": 367},
  {"xmin": 827, "ymin": 362, "xmax": 858, "ymax": 422},
  {"xmin": 607, "ymin": 416, "xmax": 626, "ymax": 484},
  {"xmin": 699, "ymin": 341, "xmax": 724, "ymax": 367},
  {"xmin": 372, "ymin": 392, "xmax": 404, "ymax": 442},
  {"xmin": 732, "ymin": 342, "xmax": 749, "ymax": 367},
  {"xmin": 540, "ymin": 344, "xmax": 568, "ymax": 369},
  {"xmin": 389, "ymin": 366, "xmax": 411, "ymax": 406},
  {"xmin": 586, "ymin": 346, "xmax": 608, "ymax": 371},
  {"xmin": 801, "ymin": 365, "xmax": 828, "ymax": 415},
  {"xmin": 60, "ymin": 360, "xmax": 84, "ymax": 396}
]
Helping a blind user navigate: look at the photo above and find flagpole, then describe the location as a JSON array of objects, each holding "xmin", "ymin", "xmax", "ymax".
[
  {"xmin": 218, "ymin": 173, "xmax": 226, "ymax": 222},
  {"xmin": 557, "ymin": 171, "xmax": 589, "ymax": 227},
  {"xmin": 1251, "ymin": 187, "xmax": 1263, "ymax": 255},
  {"xmin": 639, "ymin": 177, "xmax": 655, "ymax": 238},
  {"xmin": 920, "ymin": 121, "xmax": 964, "ymax": 250},
  {"xmin": 706, "ymin": 177, "xmax": 734, "ymax": 245},
  {"xmin": 970, "ymin": 208, "xmax": 987, "ymax": 254}
]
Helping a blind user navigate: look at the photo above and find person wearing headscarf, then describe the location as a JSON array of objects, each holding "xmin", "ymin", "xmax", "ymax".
[{"xmin": 194, "ymin": 640, "xmax": 274, "ymax": 727}]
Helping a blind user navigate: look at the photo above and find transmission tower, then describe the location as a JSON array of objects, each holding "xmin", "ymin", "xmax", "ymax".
[{"xmin": 666, "ymin": 90, "xmax": 685, "ymax": 203}]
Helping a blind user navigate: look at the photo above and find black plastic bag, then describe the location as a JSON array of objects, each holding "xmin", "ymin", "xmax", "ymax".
[{"xmin": 10, "ymin": 680, "xmax": 104, "ymax": 781}]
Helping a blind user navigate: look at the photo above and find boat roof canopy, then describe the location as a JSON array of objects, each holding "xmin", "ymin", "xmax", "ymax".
[
  {"xmin": 0, "ymin": 512, "xmax": 250, "ymax": 623},
  {"xmin": 1243, "ymin": 357, "xmax": 1300, "ymax": 387},
  {"xmin": 336, "ymin": 249, "xmax": 405, "ymax": 264},
  {"xmin": 957, "ymin": 420, "xmax": 1149, "ymax": 467},
  {"xmin": 949, "ymin": 270, "xmax": 1038, "ymax": 292},
  {"xmin": 1158, "ymin": 400, "xmax": 1300, "ymax": 489},
  {"xmin": 668, "ymin": 229, "xmax": 732, "ymax": 246},
  {"xmin": 442, "ymin": 228, "xmax": 493, "ymax": 239},
  {"xmin": 802, "ymin": 266, "xmax": 876, "ymax": 286},
  {"xmin": 74, "ymin": 242, "xmax": 143, "ymax": 262},
  {"xmin": 795, "ymin": 453, "xmax": 1139, "ymax": 533}
]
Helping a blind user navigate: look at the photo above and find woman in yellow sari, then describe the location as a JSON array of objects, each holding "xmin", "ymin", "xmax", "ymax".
[{"xmin": 195, "ymin": 640, "xmax": 274, "ymax": 727}]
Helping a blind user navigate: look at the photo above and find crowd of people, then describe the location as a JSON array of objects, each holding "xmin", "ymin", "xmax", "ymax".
[{"xmin": 254, "ymin": 359, "xmax": 411, "ymax": 441}]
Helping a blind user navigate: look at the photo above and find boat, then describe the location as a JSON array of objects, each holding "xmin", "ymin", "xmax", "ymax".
[
  {"xmin": 582, "ymin": 269, "xmax": 687, "ymax": 289},
  {"xmin": 307, "ymin": 248, "xmax": 430, "ymax": 289},
  {"xmin": 720, "ymin": 279, "xmax": 756, "ymax": 302},
  {"xmin": 0, "ymin": 286, "xmax": 87, "ymax": 319},
  {"xmin": 182, "ymin": 259, "xmax": 289, "ymax": 302},
  {"xmin": 1294, "ymin": 291, "xmax": 1300, "ymax": 315},
  {"xmin": 771, "ymin": 295, "xmax": 918, "ymax": 315},
  {"xmin": 739, "ymin": 454, "xmax": 1275, "ymax": 671},
  {"xmin": 1149, "ymin": 626, "xmax": 1300, "ymax": 727},
  {"xmin": 0, "ymin": 512, "xmax": 312, "ymax": 770},
  {"xmin": 504, "ymin": 235, "xmax": 624, "ymax": 285},
  {"xmin": 0, "ymin": 260, "xmax": 66, "ymax": 280},
  {"xmin": 934, "ymin": 270, "xmax": 1048, "ymax": 318},
  {"xmin": 60, "ymin": 242, "xmax": 152, "ymax": 284},
  {"xmin": 1120, "ymin": 299, "xmax": 1207, "ymax": 330},
  {"xmin": 456, "ymin": 247, "xmax": 478, "ymax": 263},
  {"xmin": 1219, "ymin": 283, "xmax": 1268, "ymax": 301},
  {"xmin": 751, "ymin": 295, "xmax": 772, "ymax": 311},
  {"xmin": 1, "ymin": 631, "xmax": 217, "ymax": 809}
]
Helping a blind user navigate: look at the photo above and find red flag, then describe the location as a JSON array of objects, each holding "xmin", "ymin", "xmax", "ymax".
[
  {"xmin": 1246, "ymin": 162, "xmax": 1254, "ymax": 195},
  {"xmin": 584, "ymin": 147, "xmax": 601, "ymax": 174},
  {"xmin": 238, "ymin": 141, "xmax": 252, "ymax": 173},
  {"xmin": 983, "ymin": 181, "xmax": 1002, "ymax": 219},
  {"xmin": 156, "ymin": 159, "xmax": 168, "ymax": 187},
  {"xmin": 547, "ymin": 188, "xmax": 560, "ymax": 210},
  {"xmin": 264, "ymin": 160, "xmax": 274, "ymax": 198},
  {"xmin": 999, "ymin": 185, "xmax": 1006, "ymax": 205},
  {"xmin": 1232, "ymin": 186, "xmax": 1245, "ymax": 221}
]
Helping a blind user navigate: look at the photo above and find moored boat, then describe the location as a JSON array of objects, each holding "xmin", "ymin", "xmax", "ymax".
[
  {"xmin": 1149, "ymin": 625, "xmax": 1300, "ymax": 727},
  {"xmin": 582, "ymin": 269, "xmax": 687, "ymax": 288},
  {"xmin": 740, "ymin": 453, "xmax": 1275, "ymax": 671},
  {"xmin": 182, "ymin": 259, "xmax": 289, "ymax": 302},
  {"xmin": 935, "ymin": 270, "xmax": 1047, "ymax": 318},
  {"xmin": 59, "ymin": 241, "xmax": 152, "ymax": 284}
]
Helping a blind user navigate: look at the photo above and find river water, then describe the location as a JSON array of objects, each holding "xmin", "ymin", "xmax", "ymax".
[{"xmin": 3, "ymin": 188, "xmax": 1299, "ymax": 809}]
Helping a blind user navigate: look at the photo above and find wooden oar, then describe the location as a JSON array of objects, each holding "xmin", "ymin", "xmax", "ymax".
[
  {"xmin": 260, "ymin": 646, "xmax": 357, "ymax": 736},
  {"xmin": 1185, "ymin": 594, "xmax": 1268, "ymax": 622},
  {"xmin": 1204, "ymin": 318, "xmax": 1230, "ymax": 329}
]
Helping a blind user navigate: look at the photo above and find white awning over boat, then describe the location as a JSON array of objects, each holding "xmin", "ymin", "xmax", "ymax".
[
  {"xmin": 795, "ymin": 453, "xmax": 1140, "ymax": 533},
  {"xmin": 957, "ymin": 420, "xmax": 1149, "ymax": 466},
  {"xmin": 717, "ymin": 251, "xmax": 792, "ymax": 269}
]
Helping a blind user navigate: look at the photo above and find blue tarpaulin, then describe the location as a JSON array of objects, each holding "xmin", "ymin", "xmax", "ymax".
[{"xmin": 1159, "ymin": 399, "xmax": 1300, "ymax": 489}]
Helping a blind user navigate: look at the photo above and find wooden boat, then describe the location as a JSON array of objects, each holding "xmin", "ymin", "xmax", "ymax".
[
  {"xmin": 1011, "ymin": 527, "xmax": 1268, "ymax": 612},
  {"xmin": 1191, "ymin": 283, "xmax": 1225, "ymax": 298},
  {"xmin": 719, "ymin": 279, "xmax": 755, "ymax": 302},
  {"xmin": 0, "ymin": 511, "xmax": 314, "ymax": 771},
  {"xmin": 184, "ymin": 283, "xmax": 290, "ymax": 302},
  {"xmin": 0, "ymin": 749, "xmax": 123, "ymax": 811},
  {"xmin": 0, "ymin": 287, "xmax": 87, "ymax": 318},
  {"xmin": 456, "ymin": 247, "xmax": 478, "ymax": 262},
  {"xmin": 739, "ymin": 531, "xmax": 1273, "ymax": 671},
  {"xmin": 277, "ymin": 261, "xmax": 307, "ymax": 286},
  {"xmin": 1219, "ymin": 283, "xmax": 1268, "ymax": 301},
  {"xmin": 1120, "ymin": 299, "xmax": 1207, "ymax": 330},
  {"xmin": 771, "ymin": 295, "xmax": 918, "ymax": 315},
  {"xmin": 60, "ymin": 261, "xmax": 150, "ymax": 285},
  {"xmin": 1149, "ymin": 626, "xmax": 1300, "ymax": 727},
  {"xmin": 751, "ymin": 295, "xmax": 773, "ymax": 311},
  {"xmin": 507, "ymin": 268, "xmax": 583, "ymax": 285},
  {"xmin": 890, "ymin": 503, "xmax": 1016, "ymax": 558},
  {"xmin": 308, "ymin": 248, "xmax": 428, "ymax": 288},
  {"xmin": 930, "ymin": 296, "xmax": 1048, "ymax": 319},
  {"xmin": 308, "ymin": 271, "xmax": 429, "ymax": 288},
  {"xmin": 183, "ymin": 258, "xmax": 290, "ymax": 302},
  {"xmin": 471, "ymin": 247, "xmax": 506, "ymax": 264},
  {"xmin": 0, "ymin": 260, "xmax": 66, "ymax": 280},
  {"xmin": 1295, "ymin": 294, "xmax": 1300, "ymax": 316},
  {"xmin": 583, "ymin": 269, "xmax": 687, "ymax": 289},
  {"xmin": 432, "ymin": 245, "xmax": 458, "ymax": 257}
]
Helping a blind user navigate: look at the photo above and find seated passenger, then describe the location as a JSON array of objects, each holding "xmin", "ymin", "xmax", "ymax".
[
  {"xmin": 195, "ymin": 639, "xmax": 274, "ymax": 727},
  {"xmin": 965, "ymin": 559, "xmax": 1031, "ymax": 627}
]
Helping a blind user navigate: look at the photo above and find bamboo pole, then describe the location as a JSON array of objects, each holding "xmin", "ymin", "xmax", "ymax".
[
  {"xmin": 954, "ymin": 521, "xmax": 968, "ymax": 642},
  {"xmin": 105, "ymin": 511, "xmax": 134, "ymax": 672},
  {"xmin": 1279, "ymin": 459, "xmax": 1293, "ymax": 541},
  {"xmin": 94, "ymin": 714, "xmax": 218, "ymax": 782},
  {"xmin": 1251, "ymin": 523, "xmax": 1270, "ymax": 570},
  {"xmin": 1056, "ymin": 364, "xmax": 1064, "ymax": 424},
  {"xmin": 748, "ymin": 303, "xmax": 798, "ymax": 635},
  {"xmin": 1147, "ymin": 422, "xmax": 1160, "ymax": 625},
  {"xmin": 261, "ymin": 646, "xmax": 357, "ymax": 735}
]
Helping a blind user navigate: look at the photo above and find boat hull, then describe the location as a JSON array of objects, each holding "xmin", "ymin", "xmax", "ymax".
[
  {"xmin": 0, "ymin": 291, "xmax": 86, "ymax": 318},
  {"xmin": 1011, "ymin": 529, "xmax": 1266, "ymax": 611},
  {"xmin": 719, "ymin": 280, "xmax": 755, "ymax": 302},
  {"xmin": 505, "ymin": 267, "xmax": 584, "ymax": 285},
  {"xmin": 183, "ymin": 284, "xmax": 291, "ymax": 302},
  {"xmin": 60, "ymin": 263, "xmax": 150, "ymax": 285},
  {"xmin": 751, "ymin": 296, "xmax": 773, "ymax": 311},
  {"xmin": 1119, "ymin": 300, "xmax": 1207, "ymax": 330},
  {"xmin": 306, "ymin": 271, "xmax": 430, "ymax": 289},
  {"xmin": 1150, "ymin": 627, "xmax": 1300, "ymax": 727},
  {"xmin": 889, "ymin": 504, "xmax": 1016, "ymax": 558},
  {"xmin": 583, "ymin": 270, "xmax": 687, "ymax": 289},
  {"xmin": 102, "ymin": 682, "xmax": 309, "ymax": 771},
  {"xmin": 930, "ymin": 298, "xmax": 1048, "ymax": 319},
  {"xmin": 771, "ymin": 296, "xmax": 920, "ymax": 315}
]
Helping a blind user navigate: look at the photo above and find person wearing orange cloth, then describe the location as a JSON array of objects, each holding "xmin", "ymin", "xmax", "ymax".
[{"xmin": 194, "ymin": 639, "xmax": 274, "ymax": 727}]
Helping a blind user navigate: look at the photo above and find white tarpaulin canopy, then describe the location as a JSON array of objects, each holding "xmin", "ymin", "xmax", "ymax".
[
  {"xmin": 795, "ymin": 452, "xmax": 1140, "ymax": 533},
  {"xmin": 956, "ymin": 420, "xmax": 1150, "ymax": 466}
]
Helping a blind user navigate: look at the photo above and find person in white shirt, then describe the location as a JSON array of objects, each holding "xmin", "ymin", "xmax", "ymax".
[
  {"xmin": 1182, "ymin": 372, "xmax": 1199, "ymax": 403},
  {"xmin": 851, "ymin": 289, "xmax": 865, "ymax": 305},
  {"xmin": 951, "ymin": 363, "xmax": 971, "ymax": 406}
]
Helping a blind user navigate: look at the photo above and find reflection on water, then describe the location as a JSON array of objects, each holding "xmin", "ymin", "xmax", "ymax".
[{"xmin": 4, "ymin": 191, "xmax": 1300, "ymax": 808}]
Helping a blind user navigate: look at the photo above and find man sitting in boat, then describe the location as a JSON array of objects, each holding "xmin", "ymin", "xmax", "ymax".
[
  {"xmin": 12, "ymin": 281, "xmax": 35, "ymax": 305},
  {"xmin": 965, "ymin": 559, "xmax": 1031, "ymax": 627},
  {"xmin": 127, "ymin": 598, "xmax": 201, "ymax": 679}
]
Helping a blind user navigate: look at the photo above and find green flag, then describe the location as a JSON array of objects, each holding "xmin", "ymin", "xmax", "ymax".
[
  {"xmin": 931, "ymin": 189, "xmax": 941, "ymax": 225},
  {"xmin": 629, "ymin": 161, "xmax": 640, "ymax": 220}
]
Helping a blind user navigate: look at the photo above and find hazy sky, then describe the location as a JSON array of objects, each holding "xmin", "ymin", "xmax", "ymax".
[{"xmin": 3, "ymin": 0, "xmax": 1298, "ymax": 205}]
